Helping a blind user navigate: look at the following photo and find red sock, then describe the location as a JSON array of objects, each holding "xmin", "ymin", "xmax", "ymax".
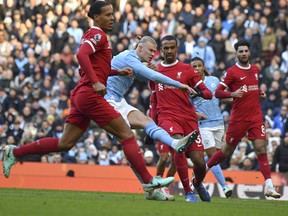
[
  {"xmin": 257, "ymin": 153, "xmax": 271, "ymax": 180},
  {"xmin": 121, "ymin": 137, "xmax": 152, "ymax": 184},
  {"xmin": 193, "ymin": 166, "xmax": 206, "ymax": 188},
  {"xmin": 207, "ymin": 150, "xmax": 226, "ymax": 168},
  {"xmin": 174, "ymin": 153, "xmax": 191, "ymax": 193},
  {"xmin": 13, "ymin": 138, "xmax": 59, "ymax": 158}
]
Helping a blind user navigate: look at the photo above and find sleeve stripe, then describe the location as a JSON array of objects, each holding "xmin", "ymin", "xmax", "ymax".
[
  {"xmin": 220, "ymin": 82, "xmax": 228, "ymax": 88},
  {"xmin": 85, "ymin": 40, "xmax": 96, "ymax": 53},
  {"xmin": 194, "ymin": 80, "xmax": 203, "ymax": 88}
]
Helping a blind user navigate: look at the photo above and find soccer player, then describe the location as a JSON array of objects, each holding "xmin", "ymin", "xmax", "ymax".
[
  {"xmin": 148, "ymin": 80, "xmax": 176, "ymax": 201},
  {"xmin": 155, "ymin": 35, "xmax": 213, "ymax": 202},
  {"xmin": 206, "ymin": 39, "xmax": 281, "ymax": 199},
  {"xmin": 106, "ymin": 36, "xmax": 198, "ymax": 155},
  {"xmin": 105, "ymin": 36, "xmax": 199, "ymax": 200},
  {"xmin": 190, "ymin": 57, "xmax": 232, "ymax": 198},
  {"xmin": 2, "ymin": 1, "xmax": 174, "ymax": 192}
]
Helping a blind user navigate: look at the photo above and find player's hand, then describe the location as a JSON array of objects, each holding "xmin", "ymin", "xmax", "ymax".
[
  {"xmin": 93, "ymin": 82, "xmax": 107, "ymax": 96},
  {"xmin": 259, "ymin": 90, "xmax": 266, "ymax": 100},
  {"xmin": 231, "ymin": 87, "xmax": 246, "ymax": 98},
  {"xmin": 147, "ymin": 63, "xmax": 158, "ymax": 71},
  {"xmin": 196, "ymin": 112, "xmax": 207, "ymax": 120},
  {"xmin": 179, "ymin": 84, "xmax": 197, "ymax": 94},
  {"xmin": 117, "ymin": 67, "xmax": 134, "ymax": 77},
  {"xmin": 192, "ymin": 87, "xmax": 203, "ymax": 97}
]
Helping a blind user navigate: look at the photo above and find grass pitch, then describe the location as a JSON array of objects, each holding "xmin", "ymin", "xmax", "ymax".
[{"xmin": 0, "ymin": 188, "xmax": 286, "ymax": 216}]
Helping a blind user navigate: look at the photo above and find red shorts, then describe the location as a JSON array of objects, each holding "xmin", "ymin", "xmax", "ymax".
[
  {"xmin": 157, "ymin": 141, "xmax": 172, "ymax": 153},
  {"xmin": 226, "ymin": 120, "xmax": 266, "ymax": 147},
  {"xmin": 157, "ymin": 114, "xmax": 204, "ymax": 152},
  {"xmin": 66, "ymin": 90, "xmax": 121, "ymax": 131}
]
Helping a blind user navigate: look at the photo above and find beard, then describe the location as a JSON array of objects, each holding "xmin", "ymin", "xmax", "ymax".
[{"xmin": 238, "ymin": 57, "xmax": 249, "ymax": 65}]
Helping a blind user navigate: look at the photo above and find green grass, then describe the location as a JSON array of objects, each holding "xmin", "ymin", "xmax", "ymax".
[{"xmin": 0, "ymin": 188, "xmax": 286, "ymax": 216}]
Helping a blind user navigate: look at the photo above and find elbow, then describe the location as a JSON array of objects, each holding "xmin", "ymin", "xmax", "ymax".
[{"xmin": 207, "ymin": 91, "xmax": 213, "ymax": 99}]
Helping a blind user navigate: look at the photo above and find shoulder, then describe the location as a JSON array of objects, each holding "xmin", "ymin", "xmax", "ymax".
[
  {"xmin": 84, "ymin": 28, "xmax": 107, "ymax": 45},
  {"xmin": 209, "ymin": 76, "xmax": 220, "ymax": 82},
  {"xmin": 250, "ymin": 64, "xmax": 260, "ymax": 71},
  {"xmin": 178, "ymin": 61, "xmax": 195, "ymax": 71}
]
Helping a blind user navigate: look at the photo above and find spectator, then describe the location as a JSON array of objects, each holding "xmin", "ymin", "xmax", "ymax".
[
  {"xmin": 108, "ymin": 145, "xmax": 122, "ymax": 165},
  {"xmin": 144, "ymin": 150, "xmax": 155, "ymax": 166},
  {"xmin": 0, "ymin": 30, "xmax": 12, "ymax": 62},
  {"xmin": 273, "ymin": 105, "xmax": 288, "ymax": 137},
  {"xmin": 50, "ymin": 21, "xmax": 69, "ymax": 54},
  {"xmin": 67, "ymin": 19, "xmax": 83, "ymax": 45},
  {"xmin": 271, "ymin": 136, "xmax": 288, "ymax": 173},
  {"xmin": 193, "ymin": 36, "xmax": 216, "ymax": 73}
]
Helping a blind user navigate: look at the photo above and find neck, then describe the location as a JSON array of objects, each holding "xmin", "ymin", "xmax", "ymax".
[{"xmin": 238, "ymin": 62, "xmax": 249, "ymax": 67}]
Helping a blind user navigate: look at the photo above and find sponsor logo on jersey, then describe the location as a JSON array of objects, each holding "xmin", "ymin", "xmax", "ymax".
[
  {"xmin": 242, "ymin": 85, "xmax": 248, "ymax": 92},
  {"xmin": 158, "ymin": 83, "xmax": 164, "ymax": 91},
  {"xmin": 240, "ymin": 76, "xmax": 246, "ymax": 80}
]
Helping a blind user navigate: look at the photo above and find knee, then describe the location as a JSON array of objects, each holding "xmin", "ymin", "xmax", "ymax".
[
  {"xmin": 159, "ymin": 154, "xmax": 169, "ymax": 162},
  {"xmin": 58, "ymin": 140, "xmax": 75, "ymax": 151},
  {"xmin": 119, "ymin": 130, "xmax": 135, "ymax": 141}
]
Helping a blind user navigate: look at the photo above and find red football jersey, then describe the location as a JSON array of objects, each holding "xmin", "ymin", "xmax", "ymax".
[
  {"xmin": 156, "ymin": 60, "xmax": 203, "ymax": 119},
  {"xmin": 221, "ymin": 63, "xmax": 262, "ymax": 122},
  {"xmin": 74, "ymin": 27, "xmax": 111, "ymax": 92}
]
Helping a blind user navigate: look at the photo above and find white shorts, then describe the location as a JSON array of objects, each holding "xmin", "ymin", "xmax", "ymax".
[
  {"xmin": 199, "ymin": 125, "xmax": 225, "ymax": 150},
  {"xmin": 106, "ymin": 98, "xmax": 138, "ymax": 127}
]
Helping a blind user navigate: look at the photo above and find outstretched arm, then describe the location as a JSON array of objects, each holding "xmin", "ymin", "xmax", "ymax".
[{"xmin": 126, "ymin": 56, "xmax": 181, "ymax": 87}]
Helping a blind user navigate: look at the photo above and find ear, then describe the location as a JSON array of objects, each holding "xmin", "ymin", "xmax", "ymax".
[
  {"xmin": 138, "ymin": 44, "xmax": 143, "ymax": 52},
  {"xmin": 94, "ymin": 14, "xmax": 100, "ymax": 22}
]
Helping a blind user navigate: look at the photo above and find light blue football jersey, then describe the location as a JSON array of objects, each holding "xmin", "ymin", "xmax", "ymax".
[
  {"xmin": 105, "ymin": 50, "xmax": 181, "ymax": 102},
  {"xmin": 191, "ymin": 76, "xmax": 224, "ymax": 128}
]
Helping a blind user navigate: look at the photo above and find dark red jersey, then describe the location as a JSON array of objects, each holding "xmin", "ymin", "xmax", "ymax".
[{"xmin": 218, "ymin": 63, "xmax": 262, "ymax": 122}]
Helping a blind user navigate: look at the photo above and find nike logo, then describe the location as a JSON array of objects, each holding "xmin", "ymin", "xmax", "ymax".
[
  {"xmin": 240, "ymin": 76, "xmax": 246, "ymax": 80},
  {"xmin": 197, "ymin": 144, "xmax": 202, "ymax": 147}
]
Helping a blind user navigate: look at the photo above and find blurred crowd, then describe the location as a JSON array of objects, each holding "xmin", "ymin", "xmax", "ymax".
[{"xmin": 0, "ymin": 0, "xmax": 288, "ymax": 173}]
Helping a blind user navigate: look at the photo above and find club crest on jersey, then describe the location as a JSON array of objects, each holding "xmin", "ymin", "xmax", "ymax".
[
  {"xmin": 91, "ymin": 34, "xmax": 102, "ymax": 45},
  {"xmin": 177, "ymin": 72, "xmax": 182, "ymax": 79}
]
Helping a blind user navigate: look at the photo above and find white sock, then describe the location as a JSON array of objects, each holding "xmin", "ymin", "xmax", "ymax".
[
  {"xmin": 171, "ymin": 140, "xmax": 178, "ymax": 149},
  {"xmin": 265, "ymin": 178, "xmax": 273, "ymax": 188}
]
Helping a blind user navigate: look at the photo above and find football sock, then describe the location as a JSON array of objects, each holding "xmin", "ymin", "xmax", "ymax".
[
  {"xmin": 265, "ymin": 179, "xmax": 273, "ymax": 188},
  {"xmin": 257, "ymin": 153, "xmax": 271, "ymax": 180},
  {"xmin": 121, "ymin": 136, "xmax": 152, "ymax": 183},
  {"xmin": 144, "ymin": 122, "xmax": 174, "ymax": 148},
  {"xmin": 207, "ymin": 150, "xmax": 226, "ymax": 169},
  {"xmin": 193, "ymin": 166, "xmax": 206, "ymax": 188},
  {"xmin": 13, "ymin": 138, "xmax": 59, "ymax": 158},
  {"xmin": 205, "ymin": 156, "xmax": 227, "ymax": 188},
  {"xmin": 174, "ymin": 153, "xmax": 192, "ymax": 193}
]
